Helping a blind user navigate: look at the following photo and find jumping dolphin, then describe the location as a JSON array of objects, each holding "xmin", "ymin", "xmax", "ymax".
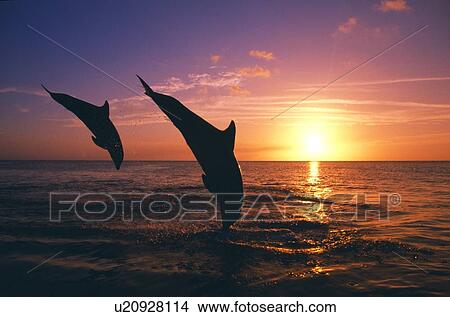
[
  {"xmin": 42, "ymin": 85, "xmax": 124, "ymax": 170},
  {"xmin": 137, "ymin": 75, "xmax": 243, "ymax": 230}
]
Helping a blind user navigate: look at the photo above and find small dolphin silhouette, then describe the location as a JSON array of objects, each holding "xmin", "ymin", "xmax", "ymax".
[
  {"xmin": 137, "ymin": 75, "xmax": 243, "ymax": 230},
  {"xmin": 42, "ymin": 85, "xmax": 124, "ymax": 170}
]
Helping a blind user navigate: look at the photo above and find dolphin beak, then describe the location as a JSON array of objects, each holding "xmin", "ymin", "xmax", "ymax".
[{"xmin": 136, "ymin": 75, "xmax": 154, "ymax": 96}]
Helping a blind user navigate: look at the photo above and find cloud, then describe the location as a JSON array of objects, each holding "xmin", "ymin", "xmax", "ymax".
[
  {"xmin": 337, "ymin": 17, "xmax": 358, "ymax": 34},
  {"xmin": 237, "ymin": 65, "xmax": 271, "ymax": 78},
  {"xmin": 155, "ymin": 76, "xmax": 192, "ymax": 92},
  {"xmin": 249, "ymin": 50, "xmax": 275, "ymax": 61},
  {"xmin": 308, "ymin": 98, "xmax": 450, "ymax": 109},
  {"xmin": 287, "ymin": 76, "xmax": 450, "ymax": 91},
  {"xmin": 375, "ymin": 0, "xmax": 411, "ymax": 12},
  {"xmin": 18, "ymin": 107, "xmax": 31, "ymax": 113},
  {"xmin": 188, "ymin": 72, "xmax": 243, "ymax": 87},
  {"xmin": 333, "ymin": 19, "xmax": 399, "ymax": 40},
  {"xmin": 229, "ymin": 85, "xmax": 250, "ymax": 96},
  {"xmin": 196, "ymin": 96, "xmax": 450, "ymax": 124},
  {"xmin": 96, "ymin": 66, "xmax": 272, "ymax": 127},
  {"xmin": 370, "ymin": 132, "xmax": 450, "ymax": 146},
  {"xmin": 342, "ymin": 76, "xmax": 450, "ymax": 86},
  {"xmin": 78, "ymin": 85, "xmax": 450, "ymax": 127},
  {"xmin": 0, "ymin": 87, "xmax": 47, "ymax": 97},
  {"xmin": 210, "ymin": 54, "xmax": 222, "ymax": 64},
  {"xmin": 151, "ymin": 66, "xmax": 271, "ymax": 93}
]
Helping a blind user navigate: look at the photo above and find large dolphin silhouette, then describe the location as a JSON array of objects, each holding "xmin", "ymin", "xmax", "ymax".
[
  {"xmin": 42, "ymin": 85, "xmax": 124, "ymax": 170},
  {"xmin": 137, "ymin": 75, "xmax": 243, "ymax": 230}
]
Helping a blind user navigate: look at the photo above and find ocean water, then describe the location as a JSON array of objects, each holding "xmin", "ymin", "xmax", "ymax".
[{"xmin": 0, "ymin": 161, "xmax": 448, "ymax": 296}]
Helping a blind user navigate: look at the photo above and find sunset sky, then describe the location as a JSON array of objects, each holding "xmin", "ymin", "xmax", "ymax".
[{"xmin": 1, "ymin": 0, "xmax": 449, "ymax": 161}]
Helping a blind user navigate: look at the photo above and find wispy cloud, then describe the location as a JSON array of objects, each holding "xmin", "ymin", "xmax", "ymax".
[
  {"xmin": 154, "ymin": 76, "xmax": 194, "ymax": 92},
  {"xmin": 342, "ymin": 76, "xmax": 450, "ymax": 86},
  {"xmin": 308, "ymin": 98, "xmax": 450, "ymax": 109},
  {"xmin": 333, "ymin": 19, "xmax": 399, "ymax": 41},
  {"xmin": 0, "ymin": 87, "xmax": 47, "ymax": 97},
  {"xmin": 18, "ymin": 107, "xmax": 31, "ymax": 113},
  {"xmin": 370, "ymin": 132, "xmax": 450, "ymax": 146},
  {"xmin": 337, "ymin": 17, "xmax": 358, "ymax": 34},
  {"xmin": 237, "ymin": 65, "xmax": 271, "ymax": 78},
  {"xmin": 287, "ymin": 76, "xmax": 450, "ymax": 90},
  {"xmin": 210, "ymin": 54, "xmax": 222, "ymax": 64},
  {"xmin": 249, "ymin": 50, "xmax": 275, "ymax": 61},
  {"xmin": 153, "ymin": 72, "xmax": 243, "ymax": 93},
  {"xmin": 229, "ymin": 85, "xmax": 250, "ymax": 96},
  {"xmin": 375, "ymin": 0, "xmax": 411, "ymax": 12},
  {"xmin": 146, "ymin": 65, "xmax": 271, "ymax": 94},
  {"xmin": 189, "ymin": 72, "xmax": 243, "ymax": 87},
  {"xmin": 104, "ymin": 87, "xmax": 450, "ymax": 127}
]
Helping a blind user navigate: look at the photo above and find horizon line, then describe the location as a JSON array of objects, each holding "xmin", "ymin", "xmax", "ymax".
[{"xmin": 1, "ymin": 159, "xmax": 449, "ymax": 162}]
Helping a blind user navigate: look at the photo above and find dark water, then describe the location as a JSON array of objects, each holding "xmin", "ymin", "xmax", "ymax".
[{"xmin": 0, "ymin": 161, "xmax": 449, "ymax": 296}]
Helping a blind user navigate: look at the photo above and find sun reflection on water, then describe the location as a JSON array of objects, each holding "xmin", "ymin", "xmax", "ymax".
[
  {"xmin": 308, "ymin": 161, "xmax": 320, "ymax": 185},
  {"xmin": 306, "ymin": 161, "xmax": 331, "ymax": 198},
  {"xmin": 295, "ymin": 161, "xmax": 331, "ymax": 221}
]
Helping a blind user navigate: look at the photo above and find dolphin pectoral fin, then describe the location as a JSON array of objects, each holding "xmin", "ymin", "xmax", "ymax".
[
  {"xmin": 136, "ymin": 75, "xmax": 154, "ymax": 96},
  {"xmin": 101, "ymin": 100, "xmax": 110, "ymax": 117},
  {"xmin": 92, "ymin": 136, "xmax": 108, "ymax": 150},
  {"xmin": 223, "ymin": 120, "xmax": 236, "ymax": 151},
  {"xmin": 202, "ymin": 174, "xmax": 214, "ymax": 192}
]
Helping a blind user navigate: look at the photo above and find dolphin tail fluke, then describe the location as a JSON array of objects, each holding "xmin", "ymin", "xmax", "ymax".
[{"xmin": 136, "ymin": 75, "xmax": 154, "ymax": 96}]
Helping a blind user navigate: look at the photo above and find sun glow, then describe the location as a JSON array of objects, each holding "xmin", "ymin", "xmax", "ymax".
[
  {"xmin": 304, "ymin": 132, "xmax": 325, "ymax": 160},
  {"xmin": 283, "ymin": 121, "xmax": 342, "ymax": 161}
]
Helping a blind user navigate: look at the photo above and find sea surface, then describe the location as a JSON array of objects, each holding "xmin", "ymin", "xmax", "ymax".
[{"xmin": 0, "ymin": 161, "xmax": 449, "ymax": 296}]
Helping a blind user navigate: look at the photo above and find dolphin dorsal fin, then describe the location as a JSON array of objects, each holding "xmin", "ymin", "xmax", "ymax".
[
  {"xmin": 223, "ymin": 120, "xmax": 236, "ymax": 151},
  {"xmin": 101, "ymin": 100, "xmax": 110, "ymax": 117}
]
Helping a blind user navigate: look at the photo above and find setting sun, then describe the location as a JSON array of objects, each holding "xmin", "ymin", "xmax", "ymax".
[{"xmin": 304, "ymin": 132, "xmax": 326, "ymax": 160}]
